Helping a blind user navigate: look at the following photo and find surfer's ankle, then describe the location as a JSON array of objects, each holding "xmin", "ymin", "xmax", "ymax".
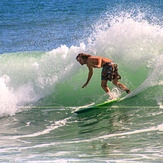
[
  {"xmin": 107, "ymin": 92, "xmax": 114, "ymax": 99},
  {"xmin": 126, "ymin": 89, "xmax": 130, "ymax": 94}
]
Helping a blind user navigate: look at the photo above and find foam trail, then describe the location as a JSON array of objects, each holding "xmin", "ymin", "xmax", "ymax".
[
  {"xmin": 63, "ymin": 123, "xmax": 163, "ymax": 144},
  {"xmin": 9, "ymin": 117, "xmax": 71, "ymax": 139}
]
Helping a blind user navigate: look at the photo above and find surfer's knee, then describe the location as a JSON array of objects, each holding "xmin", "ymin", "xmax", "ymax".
[
  {"xmin": 112, "ymin": 80, "xmax": 118, "ymax": 86},
  {"xmin": 101, "ymin": 83, "xmax": 105, "ymax": 89},
  {"xmin": 101, "ymin": 81, "xmax": 107, "ymax": 89}
]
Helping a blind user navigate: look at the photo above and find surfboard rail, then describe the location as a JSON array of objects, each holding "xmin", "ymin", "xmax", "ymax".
[{"xmin": 75, "ymin": 98, "xmax": 121, "ymax": 114}]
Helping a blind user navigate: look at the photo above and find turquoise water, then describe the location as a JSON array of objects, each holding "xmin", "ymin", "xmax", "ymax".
[{"xmin": 0, "ymin": 0, "xmax": 163, "ymax": 162}]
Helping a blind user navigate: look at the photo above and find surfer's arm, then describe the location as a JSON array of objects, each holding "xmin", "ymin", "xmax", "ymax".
[{"xmin": 82, "ymin": 66, "xmax": 93, "ymax": 88}]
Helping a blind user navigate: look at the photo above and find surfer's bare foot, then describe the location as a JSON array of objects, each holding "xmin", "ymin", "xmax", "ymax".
[{"xmin": 107, "ymin": 92, "xmax": 114, "ymax": 99}]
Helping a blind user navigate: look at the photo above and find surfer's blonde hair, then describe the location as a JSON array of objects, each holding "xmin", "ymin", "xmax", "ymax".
[{"xmin": 76, "ymin": 53, "xmax": 91, "ymax": 60}]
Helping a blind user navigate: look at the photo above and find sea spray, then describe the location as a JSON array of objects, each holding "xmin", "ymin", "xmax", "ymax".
[{"xmin": 88, "ymin": 12, "xmax": 162, "ymax": 66}]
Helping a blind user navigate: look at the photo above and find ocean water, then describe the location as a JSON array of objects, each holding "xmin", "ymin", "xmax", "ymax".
[{"xmin": 0, "ymin": 0, "xmax": 163, "ymax": 162}]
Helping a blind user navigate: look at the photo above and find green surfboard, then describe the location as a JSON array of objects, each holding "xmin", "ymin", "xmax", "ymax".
[{"xmin": 75, "ymin": 98, "xmax": 121, "ymax": 114}]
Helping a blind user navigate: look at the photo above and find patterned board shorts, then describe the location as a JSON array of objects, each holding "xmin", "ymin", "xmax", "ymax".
[{"xmin": 101, "ymin": 62, "xmax": 121, "ymax": 81}]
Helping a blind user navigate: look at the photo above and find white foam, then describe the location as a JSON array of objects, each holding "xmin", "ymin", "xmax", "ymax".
[
  {"xmin": 12, "ymin": 117, "xmax": 71, "ymax": 139},
  {"xmin": 0, "ymin": 76, "xmax": 17, "ymax": 116},
  {"xmin": 157, "ymin": 123, "xmax": 163, "ymax": 131}
]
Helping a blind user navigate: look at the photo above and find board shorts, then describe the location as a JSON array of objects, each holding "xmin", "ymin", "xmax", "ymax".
[{"xmin": 101, "ymin": 62, "xmax": 121, "ymax": 81}]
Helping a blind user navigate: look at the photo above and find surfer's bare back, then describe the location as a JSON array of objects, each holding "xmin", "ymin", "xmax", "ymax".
[{"xmin": 76, "ymin": 53, "xmax": 130, "ymax": 99}]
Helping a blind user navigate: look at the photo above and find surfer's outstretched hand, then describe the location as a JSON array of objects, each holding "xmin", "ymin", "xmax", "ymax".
[{"xmin": 82, "ymin": 83, "xmax": 88, "ymax": 88}]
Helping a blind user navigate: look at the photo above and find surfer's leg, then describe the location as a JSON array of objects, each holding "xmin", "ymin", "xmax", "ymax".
[
  {"xmin": 112, "ymin": 79, "xmax": 130, "ymax": 94},
  {"xmin": 101, "ymin": 80, "xmax": 113, "ymax": 99}
]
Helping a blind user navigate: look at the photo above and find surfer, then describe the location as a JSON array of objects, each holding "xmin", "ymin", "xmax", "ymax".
[{"xmin": 76, "ymin": 53, "xmax": 130, "ymax": 99}]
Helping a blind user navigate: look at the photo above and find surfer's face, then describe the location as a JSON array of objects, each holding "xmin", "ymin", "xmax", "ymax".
[{"xmin": 77, "ymin": 56, "xmax": 84, "ymax": 65}]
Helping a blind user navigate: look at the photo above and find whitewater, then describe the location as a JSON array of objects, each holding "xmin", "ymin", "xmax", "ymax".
[{"xmin": 0, "ymin": 0, "xmax": 163, "ymax": 162}]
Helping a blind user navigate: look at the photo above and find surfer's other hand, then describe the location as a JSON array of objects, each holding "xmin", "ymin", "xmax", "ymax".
[{"xmin": 82, "ymin": 83, "xmax": 88, "ymax": 88}]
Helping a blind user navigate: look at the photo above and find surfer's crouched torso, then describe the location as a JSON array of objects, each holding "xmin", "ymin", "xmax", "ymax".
[{"xmin": 101, "ymin": 62, "xmax": 121, "ymax": 81}]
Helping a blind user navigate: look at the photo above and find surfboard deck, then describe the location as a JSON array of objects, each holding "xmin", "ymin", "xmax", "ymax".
[{"xmin": 75, "ymin": 98, "xmax": 121, "ymax": 114}]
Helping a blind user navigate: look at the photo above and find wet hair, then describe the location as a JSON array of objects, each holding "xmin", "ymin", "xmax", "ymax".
[{"xmin": 76, "ymin": 53, "xmax": 91, "ymax": 61}]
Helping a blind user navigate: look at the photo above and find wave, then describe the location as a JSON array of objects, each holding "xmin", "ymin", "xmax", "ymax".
[{"xmin": 0, "ymin": 10, "xmax": 162, "ymax": 117}]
